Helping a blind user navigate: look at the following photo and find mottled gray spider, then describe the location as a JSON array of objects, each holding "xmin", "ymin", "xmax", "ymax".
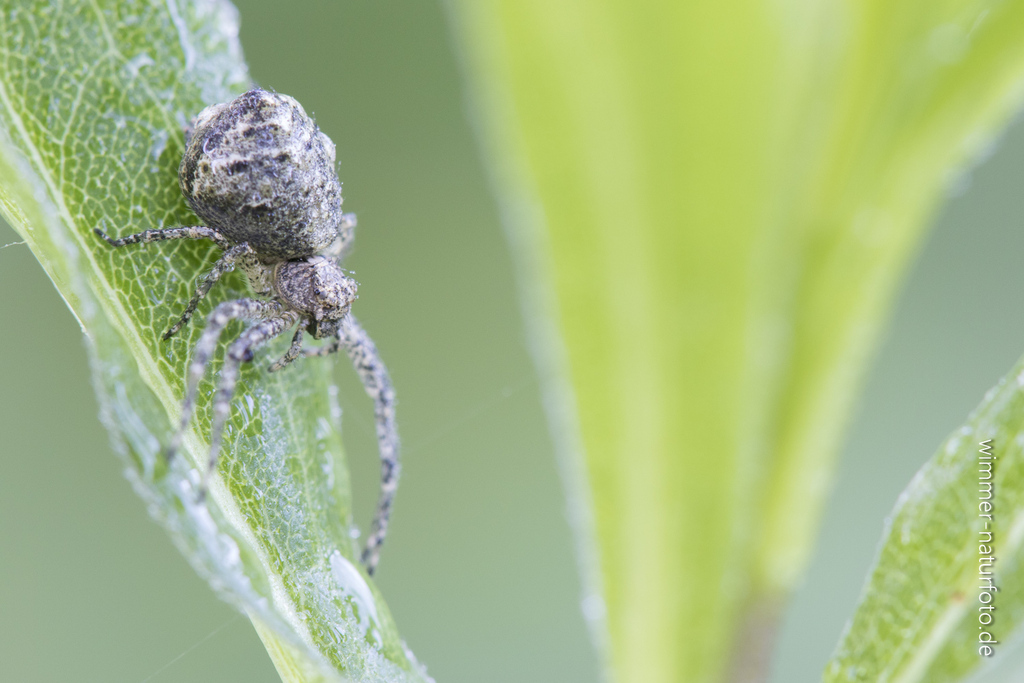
[{"xmin": 95, "ymin": 88, "xmax": 398, "ymax": 574}]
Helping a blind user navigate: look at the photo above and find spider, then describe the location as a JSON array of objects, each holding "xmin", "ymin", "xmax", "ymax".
[{"xmin": 95, "ymin": 88, "xmax": 399, "ymax": 575}]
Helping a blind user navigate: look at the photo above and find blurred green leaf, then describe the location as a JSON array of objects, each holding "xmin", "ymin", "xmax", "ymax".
[
  {"xmin": 0, "ymin": 2, "xmax": 426, "ymax": 681},
  {"xmin": 446, "ymin": 0, "xmax": 1024, "ymax": 681},
  {"xmin": 826, "ymin": 356, "xmax": 1024, "ymax": 682}
]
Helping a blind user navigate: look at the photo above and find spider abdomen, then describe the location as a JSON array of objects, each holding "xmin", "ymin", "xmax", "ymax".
[{"xmin": 179, "ymin": 88, "xmax": 342, "ymax": 261}]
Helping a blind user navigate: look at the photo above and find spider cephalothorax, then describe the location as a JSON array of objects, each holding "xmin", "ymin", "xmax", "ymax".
[{"xmin": 95, "ymin": 88, "xmax": 398, "ymax": 575}]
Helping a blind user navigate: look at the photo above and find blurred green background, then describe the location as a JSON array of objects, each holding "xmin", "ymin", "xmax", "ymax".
[{"xmin": 2, "ymin": 1, "xmax": 1024, "ymax": 681}]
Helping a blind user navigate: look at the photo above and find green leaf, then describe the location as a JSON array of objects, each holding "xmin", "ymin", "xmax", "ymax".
[
  {"xmin": 0, "ymin": 2, "xmax": 427, "ymax": 681},
  {"xmin": 825, "ymin": 355, "xmax": 1024, "ymax": 682},
  {"xmin": 445, "ymin": 0, "xmax": 1024, "ymax": 681}
]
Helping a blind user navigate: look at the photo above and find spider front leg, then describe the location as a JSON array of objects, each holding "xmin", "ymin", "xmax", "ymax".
[
  {"xmin": 166, "ymin": 298, "xmax": 295, "ymax": 486},
  {"xmin": 319, "ymin": 315, "xmax": 399, "ymax": 575},
  {"xmin": 202, "ymin": 309, "xmax": 301, "ymax": 495},
  {"xmin": 302, "ymin": 337, "xmax": 340, "ymax": 360},
  {"xmin": 268, "ymin": 324, "xmax": 308, "ymax": 373}
]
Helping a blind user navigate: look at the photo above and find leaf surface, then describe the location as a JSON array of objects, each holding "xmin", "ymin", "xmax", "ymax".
[
  {"xmin": 0, "ymin": 2, "xmax": 427, "ymax": 681},
  {"xmin": 826, "ymin": 356, "xmax": 1024, "ymax": 682}
]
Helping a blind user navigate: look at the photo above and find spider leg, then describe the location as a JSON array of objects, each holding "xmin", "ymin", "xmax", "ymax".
[
  {"xmin": 165, "ymin": 298, "xmax": 284, "ymax": 465},
  {"xmin": 339, "ymin": 213, "xmax": 356, "ymax": 259},
  {"xmin": 268, "ymin": 323, "xmax": 308, "ymax": 373},
  {"xmin": 163, "ymin": 243, "xmax": 256, "ymax": 340},
  {"xmin": 200, "ymin": 309, "xmax": 301, "ymax": 496},
  {"xmin": 325, "ymin": 213, "xmax": 357, "ymax": 260},
  {"xmin": 302, "ymin": 337, "xmax": 340, "ymax": 359},
  {"xmin": 337, "ymin": 315, "xmax": 399, "ymax": 575},
  {"xmin": 94, "ymin": 226, "xmax": 233, "ymax": 251},
  {"xmin": 94, "ymin": 226, "xmax": 253, "ymax": 340}
]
